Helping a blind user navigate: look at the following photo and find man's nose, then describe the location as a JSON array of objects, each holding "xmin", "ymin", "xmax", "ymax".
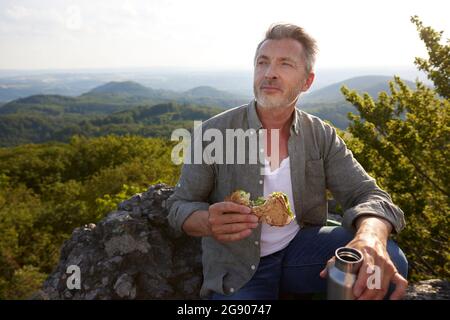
[{"xmin": 264, "ymin": 63, "xmax": 278, "ymax": 79}]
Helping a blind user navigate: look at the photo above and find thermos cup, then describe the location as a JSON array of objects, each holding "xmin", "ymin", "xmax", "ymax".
[{"xmin": 327, "ymin": 247, "xmax": 364, "ymax": 300}]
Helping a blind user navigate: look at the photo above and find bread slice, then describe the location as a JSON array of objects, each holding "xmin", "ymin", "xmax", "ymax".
[{"xmin": 225, "ymin": 190, "xmax": 294, "ymax": 226}]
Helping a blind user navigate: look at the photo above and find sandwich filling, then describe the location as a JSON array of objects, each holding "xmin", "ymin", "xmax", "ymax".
[{"xmin": 225, "ymin": 190, "xmax": 294, "ymax": 226}]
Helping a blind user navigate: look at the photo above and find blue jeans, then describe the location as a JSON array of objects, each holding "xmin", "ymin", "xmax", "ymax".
[{"xmin": 211, "ymin": 226, "xmax": 408, "ymax": 300}]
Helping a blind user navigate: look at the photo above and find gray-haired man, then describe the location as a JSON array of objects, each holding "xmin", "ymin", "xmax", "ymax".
[{"xmin": 167, "ymin": 23, "xmax": 408, "ymax": 300}]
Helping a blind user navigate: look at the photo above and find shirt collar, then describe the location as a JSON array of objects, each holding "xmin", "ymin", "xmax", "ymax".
[
  {"xmin": 247, "ymin": 99, "xmax": 263, "ymax": 131},
  {"xmin": 247, "ymin": 99, "xmax": 300, "ymax": 135},
  {"xmin": 291, "ymin": 107, "xmax": 300, "ymax": 135}
]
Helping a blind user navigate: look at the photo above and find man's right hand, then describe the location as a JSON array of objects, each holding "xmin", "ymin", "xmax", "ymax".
[{"xmin": 208, "ymin": 201, "xmax": 259, "ymax": 243}]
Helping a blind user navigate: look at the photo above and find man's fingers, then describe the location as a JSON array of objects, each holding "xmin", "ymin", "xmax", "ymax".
[
  {"xmin": 208, "ymin": 202, "xmax": 259, "ymax": 243},
  {"xmin": 209, "ymin": 202, "xmax": 257, "ymax": 224},
  {"xmin": 221, "ymin": 201, "xmax": 252, "ymax": 214},
  {"xmin": 212, "ymin": 222, "xmax": 258, "ymax": 235},
  {"xmin": 217, "ymin": 212, "xmax": 259, "ymax": 224},
  {"xmin": 375, "ymin": 263, "xmax": 395, "ymax": 300},
  {"xmin": 389, "ymin": 272, "xmax": 408, "ymax": 300},
  {"xmin": 358, "ymin": 269, "xmax": 407, "ymax": 300},
  {"xmin": 353, "ymin": 263, "xmax": 371, "ymax": 298},
  {"xmin": 320, "ymin": 258, "xmax": 334, "ymax": 278},
  {"xmin": 357, "ymin": 288, "xmax": 384, "ymax": 300},
  {"xmin": 356, "ymin": 262, "xmax": 381, "ymax": 300}
]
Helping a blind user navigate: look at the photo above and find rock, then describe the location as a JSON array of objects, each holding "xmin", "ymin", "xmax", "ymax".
[
  {"xmin": 114, "ymin": 274, "xmax": 136, "ymax": 299},
  {"xmin": 405, "ymin": 279, "xmax": 450, "ymax": 300},
  {"xmin": 36, "ymin": 183, "xmax": 202, "ymax": 300}
]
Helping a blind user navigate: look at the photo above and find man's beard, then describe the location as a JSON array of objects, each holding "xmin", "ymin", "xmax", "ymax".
[{"xmin": 254, "ymin": 84, "xmax": 300, "ymax": 109}]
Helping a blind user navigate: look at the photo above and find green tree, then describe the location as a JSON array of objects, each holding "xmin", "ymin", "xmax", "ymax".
[
  {"xmin": 411, "ymin": 16, "xmax": 449, "ymax": 100},
  {"xmin": 0, "ymin": 135, "xmax": 181, "ymax": 298},
  {"xmin": 340, "ymin": 17, "xmax": 449, "ymax": 280}
]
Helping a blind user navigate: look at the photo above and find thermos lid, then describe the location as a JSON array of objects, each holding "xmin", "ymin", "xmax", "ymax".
[{"xmin": 334, "ymin": 247, "xmax": 363, "ymax": 274}]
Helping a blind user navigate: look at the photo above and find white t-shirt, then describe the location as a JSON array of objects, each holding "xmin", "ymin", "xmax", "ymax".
[{"xmin": 260, "ymin": 156, "xmax": 300, "ymax": 257}]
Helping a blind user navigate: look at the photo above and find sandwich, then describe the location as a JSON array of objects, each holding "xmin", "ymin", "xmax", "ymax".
[{"xmin": 225, "ymin": 190, "xmax": 294, "ymax": 226}]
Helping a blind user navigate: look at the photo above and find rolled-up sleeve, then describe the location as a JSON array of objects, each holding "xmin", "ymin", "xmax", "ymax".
[{"xmin": 322, "ymin": 123, "xmax": 406, "ymax": 233}]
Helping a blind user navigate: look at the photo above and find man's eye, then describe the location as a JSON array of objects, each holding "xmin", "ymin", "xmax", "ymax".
[{"xmin": 282, "ymin": 62, "xmax": 293, "ymax": 67}]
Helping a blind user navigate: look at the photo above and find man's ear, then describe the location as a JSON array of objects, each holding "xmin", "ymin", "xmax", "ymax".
[{"xmin": 301, "ymin": 72, "xmax": 315, "ymax": 92}]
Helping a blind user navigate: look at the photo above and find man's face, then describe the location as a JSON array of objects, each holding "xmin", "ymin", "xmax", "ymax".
[{"xmin": 253, "ymin": 38, "xmax": 314, "ymax": 109}]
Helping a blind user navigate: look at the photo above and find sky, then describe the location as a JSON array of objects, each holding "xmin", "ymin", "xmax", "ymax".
[{"xmin": 0, "ymin": 0, "xmax": 448, "ymax": 71}]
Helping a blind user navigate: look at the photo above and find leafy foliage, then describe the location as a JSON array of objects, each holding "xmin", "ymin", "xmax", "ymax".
[
  {"xmin": 0, "ymin": 135, "xmax": 181, "ymax": 298},
  {"xmin": 411, "ymin": 16, "xmax": 449, "ymax": 99},
  {"xmin": 340, "ymin": 17, "xmax": 449, "ymax": 280},
  {"xmin": 0, "ymin": 102, "xmax": 221, "ymax": 147}
]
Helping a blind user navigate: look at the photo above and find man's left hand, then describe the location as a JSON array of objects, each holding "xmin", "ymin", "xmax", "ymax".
[{"xmin": 320, "ymin": 217, "xmax": 408, "ymax": 300}]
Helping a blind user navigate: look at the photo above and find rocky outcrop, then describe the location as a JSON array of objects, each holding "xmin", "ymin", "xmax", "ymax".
[
  {"xmin": 405, "ymin": 279, "xmax": 450, "ymax": 300},
  {"xmin": 35, "ymin": 183, "xmax": 203, "ymax": 300},
  {"xmin": 35, "ymin": 183, "xmax": 449, "ymax": 300}
]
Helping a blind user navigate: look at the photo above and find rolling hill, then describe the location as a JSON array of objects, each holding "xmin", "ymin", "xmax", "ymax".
[
  {"xmin": 0, "ymin": 102, "xmax": 222, "ymax": 147},
  {"xmin": 0, "ymin": 81, "xmax": 248, "ymax": 116},
  {"xmin": 301, "ymin": 75, "xmax": 417, "ymax": 104},
  {"xmin": 297, "ymin": 75, "xmax": 418, "ymax": 129}
]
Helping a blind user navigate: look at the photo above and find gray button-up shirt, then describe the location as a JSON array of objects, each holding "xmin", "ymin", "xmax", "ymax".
[{"xmin": 167, "ymin": 99, "xmax": 405, "ymax": 298}]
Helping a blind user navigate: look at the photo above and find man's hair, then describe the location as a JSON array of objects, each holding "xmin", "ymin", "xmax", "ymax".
[{"xmin": 255, "ymin": 23, "xmax": 318, "ymax": 74}]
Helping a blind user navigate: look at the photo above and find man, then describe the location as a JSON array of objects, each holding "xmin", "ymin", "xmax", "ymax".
[{"xmin": 167, "ymin": 23, "xmax": 408, "ymax": 300}]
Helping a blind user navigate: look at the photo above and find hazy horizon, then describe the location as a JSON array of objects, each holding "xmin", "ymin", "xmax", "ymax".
[
  {"xmin": 0, "ymin": 64, "xmax": 431, "ymax": 103},
  {"xmin": 0, "ymin": 0, "xmax": 448, "ymax": 71}
]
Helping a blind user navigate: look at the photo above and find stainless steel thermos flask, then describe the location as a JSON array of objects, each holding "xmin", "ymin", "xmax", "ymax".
[{"xmin": 327, "ymin": 247, "xmax": 364, "ymax": 300}]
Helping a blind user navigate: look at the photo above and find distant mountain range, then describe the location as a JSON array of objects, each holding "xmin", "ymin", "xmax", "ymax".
[
  {"xmin": 0, "ymin": 75, "xmax": 419, "ymax": 115},
  {"xmin": 0, "ymin": 81, "xmax": 248, "ymax": 116},
  {"xmin": 85, "ymin": 81, "xmax": 163, "ymax": 97},
  {"xmin": 83, "ymin": 81, "xmax": 242, "ymax": 106},
  {"xmin": 296, "ymin": 75, "xmax": 417, "ymax": 129},
  {"xmin": 0, "ymin": 67, "xmax": 428, "ymax": 103},
  {"xmin": 301, "ymin": 75, "xmax": 417, "ymax": 104},
  {"xmin": 0, "ymin": 70, "xmax": 255, "ymax": 102},
  {"xmin": 0, "ymin": 76, "xmax": 420, "ymax": 147}
]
